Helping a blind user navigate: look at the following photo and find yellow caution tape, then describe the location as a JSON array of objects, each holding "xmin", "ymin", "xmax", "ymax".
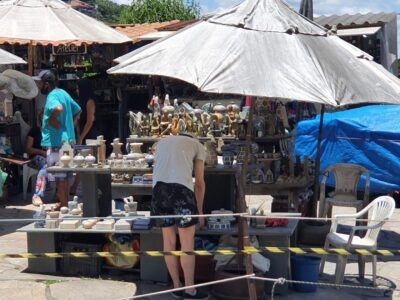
[{"xmin": 0, "ymin": 247, "xmax": 399, "ymax": 259}]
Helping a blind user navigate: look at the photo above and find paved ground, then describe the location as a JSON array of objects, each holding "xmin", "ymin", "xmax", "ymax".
[{"xmin": 0, "ymin": 192, "xmax": 399, "ymax": 299}]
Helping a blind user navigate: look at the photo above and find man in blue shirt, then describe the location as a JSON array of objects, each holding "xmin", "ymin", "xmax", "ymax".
[{"xmin": 33, "ymin": 70, "xmax": 81, "ymax": 210}]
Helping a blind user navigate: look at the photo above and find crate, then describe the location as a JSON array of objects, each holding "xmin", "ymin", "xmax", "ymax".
[{"xmin": 60, "ymin": 241, "xmax": 102, "ymax": 277}]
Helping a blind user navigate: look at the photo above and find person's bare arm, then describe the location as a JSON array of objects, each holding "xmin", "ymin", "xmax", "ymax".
[
  {"xmin": 73, "ymin": 111, "xmax": 82, "ymax": 127},
  {"xmin": 47, "ymin": 106, "xmax": 63, "ymax": 129},
  {"xmin": 77, "ymin": 99, "xmax": 95, "ymax": 144},
  {"xmin": 194, "ymin": 159, "xmax": 206, "ymax": 229},
  {"xmin": 25, "ymin": 136, "xmax": 46, "ymax": 157}
]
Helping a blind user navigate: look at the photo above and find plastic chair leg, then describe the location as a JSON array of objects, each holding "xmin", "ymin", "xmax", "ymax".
[
  {"xmin": 358, "ymin": 254, "xmax": 365, "ymax": 279},
  {"xmin": 22, "ymin": 166, "xmax": 29, "ymax": 200},
  {"xmin": 335, "ymin": 255, "xmax": 348, "ymax": 284},
  {"xmin": 319, "ymin": 239, "xmax": 330, "ymax": 275},
  {"xmin": 372, "ymin": 255, "xmax": 377, "ymax": 286}
]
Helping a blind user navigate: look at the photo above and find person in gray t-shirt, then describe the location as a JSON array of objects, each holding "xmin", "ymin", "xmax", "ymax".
[{"xmin": 151, "ymin": 134, "xmax": 208, "ymax": 300}]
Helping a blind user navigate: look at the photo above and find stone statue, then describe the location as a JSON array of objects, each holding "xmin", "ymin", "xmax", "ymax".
[{"xmin": 128, "ymin": 111, "xmax": 143, "ymax": 137}]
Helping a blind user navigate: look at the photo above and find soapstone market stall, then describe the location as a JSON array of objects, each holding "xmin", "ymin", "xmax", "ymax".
[{"xmin": 16, "ymin": 0, "xmax": 400, "ymax": 299}]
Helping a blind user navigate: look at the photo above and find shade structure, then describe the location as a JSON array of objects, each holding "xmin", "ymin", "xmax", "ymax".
[
  {"xmin": 0, "ymin": 0, "xmax": 131, "ymax": 45},
  {"xmin": 108, "ymin": 0, "xmax": 400, "ymax": 107},
  {"xmin": 0, "ymin": 48, "xmax": 26, "ymax": 65}
]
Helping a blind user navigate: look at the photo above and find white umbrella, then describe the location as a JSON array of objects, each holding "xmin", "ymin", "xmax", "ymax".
[
  {"xmin": 108, "ymin": 0, "xmax": 400, "ymax": 107},
  {"xmin": 0, "ymin": 0, "xmax": 131, "ymax": 45},
  {"xmin": 0, "ymin": 48, "xmax": 26, "ymax": 65}
]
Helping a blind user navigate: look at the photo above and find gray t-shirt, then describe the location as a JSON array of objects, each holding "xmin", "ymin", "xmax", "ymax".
[{"xmin": 153, "ymin": 135, "xmax": 206, "ymax": 191}]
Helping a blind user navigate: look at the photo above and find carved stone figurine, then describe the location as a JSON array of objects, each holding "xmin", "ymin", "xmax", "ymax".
[
  {"xmin": 170, "ymin": 115, "xmax": 180, "ymax": 135},
  {"xmin": 128, "ymin": 111, "xmax": 143, "ymax": 137},
  {"xmin": 227, "ymin": 105, "xmax": 240, "ymax": 137},
  {"xmin": 150, "ymin": 114, "xmax": 160, "ymax": 137}
]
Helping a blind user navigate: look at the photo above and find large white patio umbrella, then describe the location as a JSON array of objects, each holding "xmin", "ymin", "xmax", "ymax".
[
  {"xmin": 0, "ymin": 0, "xmax": 131, "ymax": 45},
  {"xmin": 108, "ymin": 0, "xmax": 400, "ymax": 107},
  {"xmin": 0, "ymin": 48, "xmax": 26, "ymax": 65}
]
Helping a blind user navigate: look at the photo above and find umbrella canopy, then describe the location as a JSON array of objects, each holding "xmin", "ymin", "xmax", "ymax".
[
  {"xmin": 108, "ymin": 0, "xmax": 400, "ymax": 107},
  {"xmin": 0, "ymin": 0, "xmax": 131, "ymax": 45},
  {"xmin": 0, "ymin": 48, "xmax": 26, "ymax": 65},
  {"xmin": 0, "ymin": 69, "xmax": 38, "ymax": 99}
]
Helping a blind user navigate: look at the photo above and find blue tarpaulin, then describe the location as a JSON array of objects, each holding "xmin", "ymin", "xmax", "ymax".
[{"xmin": 294, "ymin": 105, "xmax": 400, "ymax": 194}]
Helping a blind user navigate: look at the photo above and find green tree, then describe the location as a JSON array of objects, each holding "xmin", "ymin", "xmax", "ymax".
[
  {"xmin": 119, "ymin": 0, "xmax": 199, "ymax": 24},
  {"xmin": 93, "ymin": 0, "xmax": 124, "ymax": 24}
]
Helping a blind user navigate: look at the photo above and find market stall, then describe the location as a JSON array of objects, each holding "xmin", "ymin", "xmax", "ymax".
[{"xmin": 16, "ymin": 0, "xmax": 400, "ymax": 298}]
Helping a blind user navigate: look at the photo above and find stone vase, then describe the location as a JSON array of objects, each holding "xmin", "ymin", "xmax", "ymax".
[{"xmin": 127, "ymin": 143, "xmax": 145, "ymax": 161}]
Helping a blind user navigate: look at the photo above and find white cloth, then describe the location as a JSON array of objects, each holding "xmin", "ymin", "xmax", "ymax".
[{"xmin": 152, "ymin": 135, "xmax": 205, "ymax": 191}]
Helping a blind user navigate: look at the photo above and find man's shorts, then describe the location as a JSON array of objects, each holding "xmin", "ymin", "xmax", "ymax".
[
  {"xmin": 46, "ymin": 148, "xmax": 67, "ymax": 181},
  {"xmin": 151, "ymin": 181, "xmax": 198, "ymax": 228}
]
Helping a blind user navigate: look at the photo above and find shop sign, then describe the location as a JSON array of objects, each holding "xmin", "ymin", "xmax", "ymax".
[{"xmin": 52, "ymin": 44, "xmax": 87, "ymax": 55}]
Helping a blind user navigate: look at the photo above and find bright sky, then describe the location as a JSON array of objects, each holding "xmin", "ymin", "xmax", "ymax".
[
  {"xmin": 111, "ymin": 0, "xmax": 400, "ymax": 17},
  {"xmin": 200, "ymin": 0, "xmax": 400, "ymax": 15}
]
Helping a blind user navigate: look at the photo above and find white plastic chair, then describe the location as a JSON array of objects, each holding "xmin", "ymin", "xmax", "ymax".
[
  {"xmin": 22, "ymin": 162, "xmax": 38, "ymax": 200},
  {"xmin": 318, "ymin": 163, "xmax": 370, "ymax": 218},
  {"xmin": 319, "ymin": 195, "xmax": 396, "ymax": 286}
]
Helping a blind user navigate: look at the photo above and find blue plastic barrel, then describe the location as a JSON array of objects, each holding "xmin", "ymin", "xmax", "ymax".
[{"xmin": 291, "ymin": 255, "xmax": 321, "ymax": 292}]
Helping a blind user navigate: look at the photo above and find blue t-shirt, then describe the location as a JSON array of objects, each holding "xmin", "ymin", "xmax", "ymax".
[{"xmin": 41, "ymin": 89, "xmax": 81, "ymax": 147}]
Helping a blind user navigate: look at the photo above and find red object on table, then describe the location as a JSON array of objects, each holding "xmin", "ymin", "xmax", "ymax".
[{"xmin": 265, "ymin": 218, "xmax": 289, "ymax": 227}]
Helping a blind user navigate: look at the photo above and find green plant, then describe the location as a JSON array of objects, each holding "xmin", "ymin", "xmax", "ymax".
[{"xmin": 119, "ymin": 0, "xmax": 199, "ymax": 24}]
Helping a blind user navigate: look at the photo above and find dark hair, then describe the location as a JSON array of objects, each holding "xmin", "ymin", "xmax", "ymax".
[
  {"xmin": 45, "ymin": 69, "xmax": 58, "ymax": 88},
  {"xmin": 77, "ymin": 78, "xmax": 95, "ymax": 102}
]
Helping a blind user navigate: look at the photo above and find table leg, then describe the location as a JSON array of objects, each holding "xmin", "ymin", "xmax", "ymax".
[
  {"xmin": 81, "ymin": 173, "xmax": 111, "ymax": 217},
  {"xmin": 26, "ymin": 232, "xmax": 57, "ymax": 273}
]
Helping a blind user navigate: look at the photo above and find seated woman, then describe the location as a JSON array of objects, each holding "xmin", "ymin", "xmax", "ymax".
[{"xmin": 25, "ymin": 113, "xmax": 47, "ymax": 206}]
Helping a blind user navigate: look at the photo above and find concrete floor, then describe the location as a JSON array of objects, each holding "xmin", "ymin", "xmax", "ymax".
[{"xmin": 0, "ymin": 192, "xmax": 399, "ymax": 299}]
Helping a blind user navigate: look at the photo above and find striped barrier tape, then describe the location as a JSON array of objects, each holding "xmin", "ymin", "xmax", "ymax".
[{"xmin": 0, "ymin": 247, "xmax": 398, "ymax": 259}]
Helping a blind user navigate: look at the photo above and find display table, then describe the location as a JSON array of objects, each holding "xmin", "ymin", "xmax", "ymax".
[
  {"xmin": 18, "ymin": 216, "xmax": 298, "ymax": 288},
  {"xmin": 41, "ymin": 165, "xmax": 300, "ymax": 291}
]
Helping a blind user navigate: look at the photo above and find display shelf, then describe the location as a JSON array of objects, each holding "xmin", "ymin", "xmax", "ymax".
[
  {"xmin": 47, "ymin": 166, "xmax": 110, "ymax": 174},
  {"xmin": 111, "ymin": 167, "xmax": 151, "ymax": 173},
  {"xmin": 126, "ymin": 136, "xmax": 237, "ymax": 143},
  {"xmin": 245, "ymin": 177, "xmax": 311, "ymax": 195},
  {"xmin": 253, "ymin": 133, "xmax": 292, "ymax": 142}
]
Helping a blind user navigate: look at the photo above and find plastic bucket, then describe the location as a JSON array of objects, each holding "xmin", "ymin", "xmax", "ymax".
[{"xmin": 291, "ymin": 255, "xmax": 321, "ymax": 292}]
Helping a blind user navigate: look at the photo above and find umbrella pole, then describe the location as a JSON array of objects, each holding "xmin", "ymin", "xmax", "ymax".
[
  {"xmin": 238, "ymin": 97, "xmax": 257, "ymax": 300},
  {"xmin": 311, "ymin": 104, "xmax": 325, "ymax": 217}
]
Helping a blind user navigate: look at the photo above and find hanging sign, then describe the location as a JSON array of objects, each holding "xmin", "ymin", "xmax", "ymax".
[{"xmin": 52, "ymin": 44, "xmax": 87, "ymax": 55}]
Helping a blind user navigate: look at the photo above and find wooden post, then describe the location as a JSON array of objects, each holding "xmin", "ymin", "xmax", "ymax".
[
  {"xmin": 28, "ymin": 41, "xmax": 34, "ymax": 76},
  {"xmin": 237, "ymin": 97, "xmax": 257, "ymax": 300}
]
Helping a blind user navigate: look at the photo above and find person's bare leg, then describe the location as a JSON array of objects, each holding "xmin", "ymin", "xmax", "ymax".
[
  {"xmin": 55, "ymin": 180, "xmax": 69, "ymax": 208},
  {"xmin": 178, "ymin": 225, "xmax": 196, "ymax": 294},
  {"xmin": 70, "ymin": 173, "xmax": 80, "ymax": 195},
  {"xmin": 162, "ymin": 226, "xmax": 182, "ymax": 288}
]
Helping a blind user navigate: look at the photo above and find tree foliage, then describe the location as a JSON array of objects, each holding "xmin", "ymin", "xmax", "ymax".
[
  {"xmin": 93, "ymin": 0, "xmax": 124, "ymax": 24},
  {"xmin": 119, "ymin": 0, "xmax": 200, "ymax": 24}
]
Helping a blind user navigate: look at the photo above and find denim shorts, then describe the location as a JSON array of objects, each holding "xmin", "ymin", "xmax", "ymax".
[{"xmin": 151, "ymin": 181, "xmax": 198, "ymax": 228}]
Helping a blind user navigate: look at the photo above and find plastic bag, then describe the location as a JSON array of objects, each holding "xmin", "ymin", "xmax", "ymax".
[{"xmin": 103, "ymin": 233, "xmax": 140, "ymax": 269}]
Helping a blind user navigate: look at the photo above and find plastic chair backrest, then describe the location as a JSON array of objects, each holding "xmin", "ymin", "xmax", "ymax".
[
  {"xmin": 364, "ymin": 195, "xmax": 396, "ymax": 243},
  {"xmin": 329, "ymin": 163, "xmax": 369, "ymax": 201}
]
